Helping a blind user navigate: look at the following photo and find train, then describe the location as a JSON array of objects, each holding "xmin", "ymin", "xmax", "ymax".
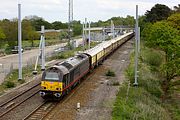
[{"xmin": 39, "ymin": 32, "xmax": 134, "ymax": 99}]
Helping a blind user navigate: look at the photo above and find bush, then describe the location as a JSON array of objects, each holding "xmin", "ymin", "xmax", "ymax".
[
  {"xmin": 106, "ymin": 70, "xmax": 116, "ymax": 77},
  {"xmin": 112, "ymin": 81, "xmax": 120, "ymax": 86},
  {"xmin": 5, "ymin": 81, "xmax": 15, "ymax": 88},
  {"xmin": 125, "ymin": 65, "xmax": 135, "ymax": 83},
  {"xmin": 141, "ymin": 49, "xmax": 162, "ymax": 67},
  {"xmin": 18, "ymin": 79, "xmax": 25, "ymax": 84}
]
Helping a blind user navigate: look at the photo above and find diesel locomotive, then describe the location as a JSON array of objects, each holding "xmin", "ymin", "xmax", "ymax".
[{"xmin": 40, "ymin": 32, "xmax": 134, "ymax": 98}]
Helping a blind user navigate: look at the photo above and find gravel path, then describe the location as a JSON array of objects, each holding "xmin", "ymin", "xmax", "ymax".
[{"xmin": 44, "ymin": 39, "xmax": 134, "ymax": 120}]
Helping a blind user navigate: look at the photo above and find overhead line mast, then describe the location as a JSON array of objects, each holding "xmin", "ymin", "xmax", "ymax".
[{"xmin": 68, "ymin": 0, "xmax": 73, "ymax": 49}]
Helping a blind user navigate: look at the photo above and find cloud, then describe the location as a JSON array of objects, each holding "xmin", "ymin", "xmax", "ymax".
[{"xmin": 0, "ymin": 0, "xmax": 179, "ymax": 22}]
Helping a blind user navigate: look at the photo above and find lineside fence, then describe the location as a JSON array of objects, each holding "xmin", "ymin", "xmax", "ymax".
[{"xmin": 0, "ymin": 51, "xmax": 58, "ymax": 84}]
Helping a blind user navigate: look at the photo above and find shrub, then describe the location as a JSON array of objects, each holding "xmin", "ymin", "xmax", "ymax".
[
  {"xmin": 18, "ymin": 79, "xmax": 25, "ymax": 84},
  {"xmin": 112, "ymin": 81, "xmax": 120, "ymax": 86},
  {"xmin": 5, "ymin": 81, "xmax": 15, "ymax": 88},
  {"xmin": 106, "ymin": 70, "xmax": 116, "ymax": 77},
  {"xmin": 142, "ymin": 49, "xmax": 162, "ymax": 67}
]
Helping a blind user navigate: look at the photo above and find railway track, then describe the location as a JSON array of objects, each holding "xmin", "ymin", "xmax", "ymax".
[
  {"xmin": 22, "ymin": 71, "xmax": 94, "ymax": 120},
  {"xmin": 21, "ymin": 37, "xmax": 133, "ymax": 120},
  {"xmin": 0, "ymin": 84, "xmax": 40, "ymax": 118},
  {"xmin": 23, "ymin": 101, "xmax": 58, "ymax": 120}
]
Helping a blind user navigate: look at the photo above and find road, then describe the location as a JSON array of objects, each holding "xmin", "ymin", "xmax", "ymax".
[{"xmin": 0, "ymin": 42, "xmax": 67, "ymax": 84}]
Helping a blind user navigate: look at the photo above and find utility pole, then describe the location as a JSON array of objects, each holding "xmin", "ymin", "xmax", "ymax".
[
  {"xmin": 134, "ymin": 5, "xmax": 139, "ymax": 86},
  {"xmin": 82, "ymin": 22, "xmax": 85, "ymax": 49},
  {"xmin": 68, "ymin": 0, "xmax": 73, "ymax": 49},
  {"xmin": 102, "ymin": 27, "xmax": 105, "ymax": 41},
  {"xmin": 85, "ymin": 18, "xmax": 87, "ymax": 45},
  {"xmin": 41, "ymin": 26, "xmax": 45, "ymax": 71},
  {"xmin": 111, "ymin": 20, "xmax": 115, "ymax": 39},
  {"xmin": 138, "ymin": 27, "xmax": 140, "ymax": 53},
  {"xmin": 18, "ymin": 4, "xmax": 22, "ymax": 80},
  {"xmin": 88, "ymin": 21, "xmax": 91, "ymax": 49}
]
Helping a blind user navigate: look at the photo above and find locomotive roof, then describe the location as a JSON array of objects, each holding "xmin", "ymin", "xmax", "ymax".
[
  {"xmin": 57, "ymin": 53, "xmax": 88, "ymax": 70},
  {"xmin": 49, "ymin": 65, "xmax": 69, "ymax": 75}
]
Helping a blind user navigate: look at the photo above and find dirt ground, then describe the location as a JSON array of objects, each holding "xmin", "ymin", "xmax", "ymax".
[{"xmin": 44, "ymin": 39, "xmax": 134, "ymax": 120}]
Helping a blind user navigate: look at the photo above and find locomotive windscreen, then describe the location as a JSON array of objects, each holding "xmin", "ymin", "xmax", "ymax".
[{"xmin": 44, "ymin": 72, "xmax": 62, "ymax": 81}]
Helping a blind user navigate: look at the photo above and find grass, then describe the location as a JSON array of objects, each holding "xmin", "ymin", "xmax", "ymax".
[
  {"xmin": 2, "ymin": 39, "xmax": 66, "ymax": 54},
  {"xmin": 106, "ymin": 69, "xmax": 116, "ymax": 77},
  {"xmin": 112, "ymin": 47, "xmax": 175, "ymax": 120},
  {"xmin": 0, "ymin": 65, "xmax": 41, "ymax": 95}
]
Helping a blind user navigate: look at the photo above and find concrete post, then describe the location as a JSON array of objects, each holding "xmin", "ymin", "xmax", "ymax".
[
  {"xmin": 138, "ymin": 27, "xmax": 140, "ymax": 53},
  {"xmin": 134, "ymin": 5, "xmax": 139, "ymax": 86},
  {"xmin": 18, "ymin": 4, "xmax": 22, "ymax": 80},
  {"xmin": 41, "ymin": 26, "xmax": 45, "ymax": 71},
  {"xmin": 88, "ymin": 21, "xmax": 91, "ymax": 49}
]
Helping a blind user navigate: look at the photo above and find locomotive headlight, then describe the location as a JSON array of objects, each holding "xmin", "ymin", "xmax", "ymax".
[
  {"xmin": 42, "ymin": 86, "xmax": 46, "ymax": 89},
  {"xmin": 56, "ymin": 88, "xmax": 61, "ymax": 91}
]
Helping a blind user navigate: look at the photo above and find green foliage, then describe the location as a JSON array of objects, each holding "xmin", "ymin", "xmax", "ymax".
[
  {"xmin": 52, "ymin": 21, "xmax": 68, "ymax": 30},
  {"xmin": 145, "ymin": 4, "xmax": 172, "ymax": 23},
  {"xmin": 111, "ymin": 81, "xmax": 120, "ymax": 86},
  {"xmin": 0, "ymin": 27, "xmax": 6, "ymax": 48},
  {"xmin": 138, "ymin": 15, "xmax": 147, "ymax": 31},
  {"xmin": 173, "ymin": 4, "xmax": 180, "ymax": 13},
  {"xmin": 4, "ymin": 81, "xmax": 15, "ymax": 88},
  {"xmin": 145, "ymin": 21, "xmax": 178, "ymax": 50},
  {"xmin": 59, "ymin": 31, "xmax": 68, "ymax": 40},
  {"xmin": 144, "ymin": 21, "xmax": 180, "ymax": 81},
  {"xmin": 106, "ymin": 70, "xmax": 116, "ymax": 77},
  {"xmin": 0, "ymin": 19, "xmax": 17, "ymax": 48},
  {"xmin": 141, "ymin": 48, "xmax": 162, "ymax": 68},
  {"xmin": 112, "ymin": 84, "xmax": 170, "ymax": 120},
  {"xmin": 26, "ymin": 16, "xmax": 52, "ymax": 31},
  {"xmin": 167, "ymin": 13, "xmax": 180, "ymax": 30},
  {"xmin": 112, "ymin": 47, "xmax": 169, "ymax": 120},
  {"xmin": 72, "ymin": 20, "xmax": 82, "ymax": 36},
  {"xmin": 112, "ymin": 85, "xmax": 168, "ymax": 120},
  {"xmin": 91, "ymin": 15, "xmax": 135, "ymax": 27},
  {"xmin": 0, "ymin": 27, "xmax": 5, "ymax": 40}
]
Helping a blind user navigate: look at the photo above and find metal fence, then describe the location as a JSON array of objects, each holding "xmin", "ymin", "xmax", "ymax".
[{"xmin": 0, "ymin": 51, "xmax": 58, "ymax": 84}]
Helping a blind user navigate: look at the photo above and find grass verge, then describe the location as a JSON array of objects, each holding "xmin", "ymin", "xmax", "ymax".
[
  {"xmin": 112, "ymin": 47, "xmax": 180, "ymax": 120},
  {"xmin": 0, "ymin": 66, "xmax": 41, "ymax": 95}
]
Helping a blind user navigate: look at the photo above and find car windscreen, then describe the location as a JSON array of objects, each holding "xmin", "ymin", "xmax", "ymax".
[{"xmin": 44, "ymin": 72, "xmax": 60, "ymax": 81}]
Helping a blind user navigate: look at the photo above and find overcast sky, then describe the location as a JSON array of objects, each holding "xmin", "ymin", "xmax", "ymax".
[{"xmin": 0, "ymin": 0, "xmax": 179, "ymax": 23}]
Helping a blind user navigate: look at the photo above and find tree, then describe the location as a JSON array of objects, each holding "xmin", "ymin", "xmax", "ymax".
[
  {"xmin": 52, "ymin": 21, "xmax": 68, "ymax": 30},
  {"xmin": 167, "ymin": 13, "xmax": 180, "ymax": 30},
  {"xmin": 138, "ymin": 15, "xmax": 146, "ymax": 31},
  {"xmin": 145, "ymin": 4, "xmax": 172, "ymax": 23},
  {"xmin": 124, "ymin": 15, "xmax": 135, "ymax": 27},
  {"xmin": 144, "ymin": 21, "xmax": 180, "ymax": 100},
  {"xmin": 72, "ymin": 20, "xmax": 82, "ymax": 36},
  {"xmin": 0, "ymin": 27, "xmax": 6, "ymax": 48},
  {"xmin": 173, "ymin": 4, "xmax": 180, "ymax": 13},
  {"xmin": 25, "ymin": 16, "xmax": 52, "ymax": 31},
  {"xmin": 28, "ymin": 31, "xmax": 39, "ymax": 47},
  {"xmin": 0, "ymin": 19, "xmax": 18, "ymax": 48}
]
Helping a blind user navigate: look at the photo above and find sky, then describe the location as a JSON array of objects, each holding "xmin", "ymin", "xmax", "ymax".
[{"xmin": 0, "ymin": 0, "xmax": 179, "ymax": 23}]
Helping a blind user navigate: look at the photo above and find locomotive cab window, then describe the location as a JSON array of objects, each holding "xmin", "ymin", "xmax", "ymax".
[{"xmin": 44, "ymin": 72, "xmax": 62, "ymax": 81}]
